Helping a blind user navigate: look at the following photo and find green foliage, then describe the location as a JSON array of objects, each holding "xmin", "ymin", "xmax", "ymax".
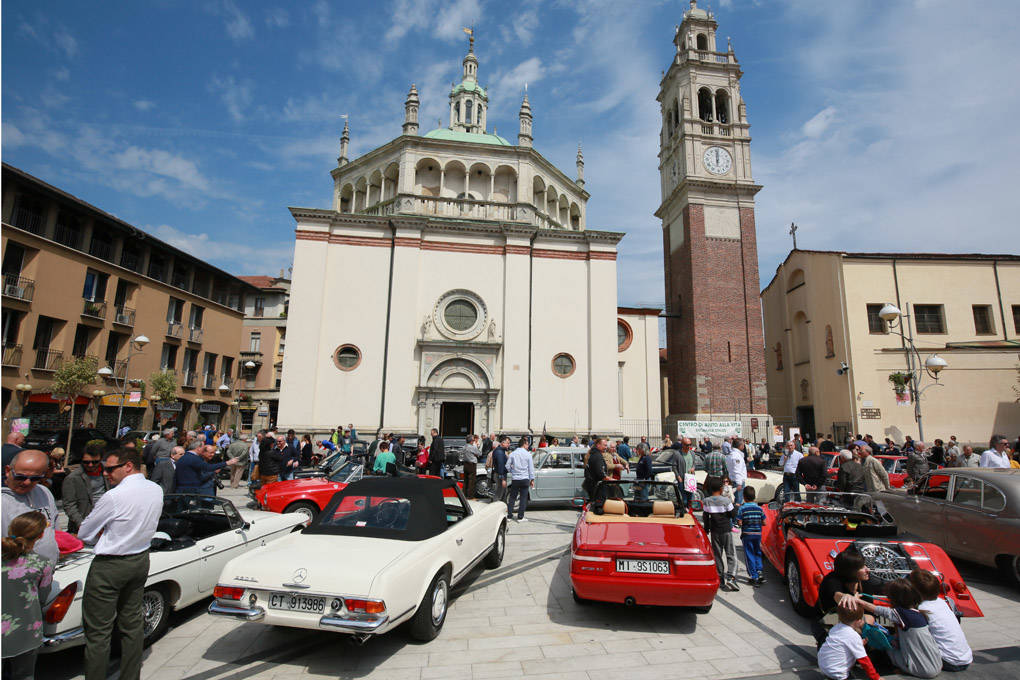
[
  {"xmin": 888, "ymin": 371, "xmax": 912, "ymax": 394},
  {"xmin": 135, "ymin": 438, "xmax": 146, "ymax": 450},
  {"xmin": 52, "ymin": 355, "xmax": 100, "ymax": 399},
  {"xmin": 85, "ymin": 439, "xmax": 108, "ymax": 456},
  {"xmin": 149, "ymin": 371, "xmax": 178, "ymax": 403}
]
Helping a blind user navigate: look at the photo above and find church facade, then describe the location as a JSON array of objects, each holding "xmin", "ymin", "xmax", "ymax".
[{"xmin": 279, "ymin": 37, "xmax": 660, "ymax": 438}]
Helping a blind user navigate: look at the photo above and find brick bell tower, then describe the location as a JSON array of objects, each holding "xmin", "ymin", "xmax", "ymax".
[{"xmin": 657, "ymin": 1, "xmax": 768, "ymax": 431}]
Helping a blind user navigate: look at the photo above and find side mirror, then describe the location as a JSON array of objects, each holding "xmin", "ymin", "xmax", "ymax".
[
  {"xmin": 242, "ymin": 521, "xmax": 251, "ymax": 531},
  {"xmin": 690, "ymin": 499, "xmax": 704, "ymax": 512}
]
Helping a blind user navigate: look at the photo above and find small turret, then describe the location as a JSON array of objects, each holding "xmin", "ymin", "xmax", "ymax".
[
  {"xmin": 337, "ymin": 118, "xmax": 350, "ymax": 166},
  {"xmin": 518, "ymin": 92, "xmax": 532, "ymax": 147},
  {"xmin": 575, "ymin": 143, "xmax": 585, "ymax": 187},
  {"xmin": 403, "ymin": 84, "xmax": 419, "ymax": 136}
]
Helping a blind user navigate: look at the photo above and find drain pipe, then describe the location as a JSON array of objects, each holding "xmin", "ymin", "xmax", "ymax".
[{"xmin": 378, "ymin": 222, "xmax": 396, "ymax": 432}]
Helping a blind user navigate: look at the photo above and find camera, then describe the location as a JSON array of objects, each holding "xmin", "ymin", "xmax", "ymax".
[{"xmin": 837, "ymin": 361, "xmax": 849, "ymax": 376}]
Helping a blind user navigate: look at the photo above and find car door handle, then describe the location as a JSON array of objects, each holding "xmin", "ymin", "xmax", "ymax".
[
  {"xmin": 202, "ymin": 545, "xmax": 216, "ymax": 553},
  {"xmin": 456, "ymin": 538, "xmax": 463, "ymax": 546}
]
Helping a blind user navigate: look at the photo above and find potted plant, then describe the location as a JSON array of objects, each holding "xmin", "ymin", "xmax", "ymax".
[{"xmin": 887, "ymin": 372, "xmax": 911, "ymax": 394}]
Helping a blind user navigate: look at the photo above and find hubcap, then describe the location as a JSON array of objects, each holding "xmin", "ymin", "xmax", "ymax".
[
  {"xmin": 143, "ymin": 591, "xmax": 164, "ymax": 637},
  {"xmin": 293, "ymin": 506, "xmax": 315, "ymax": 524},
  {"xmin": 431, "ymin": 579, "xmax": 448, "ymax": 625},
  {"xmin": 788, "ymin": 561, "xmax": 800, "ymax": 603},
  {"xmin": 1013, "ymin": 555, "xmax": 1020, "ymax": 582},
  {"xmin": 496, "ymin": 528, "xmax": 505, "ymax": 558}
]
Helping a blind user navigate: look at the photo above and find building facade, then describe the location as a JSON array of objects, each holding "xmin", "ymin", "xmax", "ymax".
[
  {"xmin": 761, "ymin": 250, "xmax": 1020, "ymax": 446},
  {"xmin": 237, "ymin": 274, "xmax": 290, "ymax": 431},
  {"xmin": 656, "ymin": 2, "xmax": 770, "ymax": 438},
  {"xmin": 1, "ymin": 164, "xmax": 257, "ymax": 436},
  {"xmin": 279, "ymin": 37, "xmax": 659, "ymax": 438}
]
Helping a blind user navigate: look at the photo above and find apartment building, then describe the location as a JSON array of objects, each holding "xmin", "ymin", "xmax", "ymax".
[
  {"xmin": 1, "ymin": 163, "xmax": 258, "ymax": 435},
  {"xmin": 236, "ymin": 274, "xmax": 290, "ymax": 431}
]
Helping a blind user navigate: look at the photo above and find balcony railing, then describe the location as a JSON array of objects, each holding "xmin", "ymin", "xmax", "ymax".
[
  {"xmin": 101, "ymin": 359, "xmax": 128, "ymax": 378},
  {"xmin": 120, "ymin": 250, "xmax": 140, "ymax": 272},
  {"xmin": 89, "ymin": 239, "xmax": 113, "ymax": 262},
  {"xmin": 113, "ymin": 306, "xmax": 136, "ymax": 327},
  {"xmin": 188, "ymin": 327, "xmax": 203, "ymax": 343},
  {"xmin": 2, "ymin": 344, "xmax": 22, "ymax": 367},
  {"xmin": 82, "ymin": 299, "xmax": 107, "ymax": 320},
  {"xmin": 12, "ymin": 207, "xmax": 44, "ymax": 234},
  {"xmin": 203, "ymin": 373, "xmax": 216, "ymax": 389},
  {"xmin": 167, "ymin": 322, "xmax": 184, "ymax": 339},
  {"xmin": 33, "ymin": 349, "xmax": 63, "ymax": 371},
  {"xmin": 2, "ymin": 275, "xmax": 34, "ymax": 302},
  {"xmin": 182, "ymin": 370, "xmax": 196, "ymax": 387},
  {"xmin": 53, "ymin": 223, "xmax": 82, "ymax": 249},
  {"xmin": 366, "ymin": 195, "xmax": 521, "ymax": 223}
]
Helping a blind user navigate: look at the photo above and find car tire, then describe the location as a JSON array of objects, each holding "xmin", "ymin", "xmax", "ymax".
[
  {"xmin": 284, "ymin": 501, "xmax": 319, "ymax": 524},
  {"xmin": 785, "ymin": 554, "xmax": 813, "ymax": 617},
  {"xmin": 142, "ymin": 586, "xmax": 171, "ymax": 645},
  {"xmin": 409, "ymin": 570, "xmax": 450, "ymax": 641},
  {"xmin": 998, "ymin": 554, "xmax": 1020, "ymax": 588},
  {"xmin": 571, "ymin": 588, "xmax": 590, "ymax": 605},
  {"xmin": 483, "ymin": 522, "xmax": 506, "ymax": 569}
]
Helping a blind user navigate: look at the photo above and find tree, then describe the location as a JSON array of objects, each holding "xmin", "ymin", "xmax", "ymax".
[
  {"xmin": 52, "ymin": 355, "xmax": 100, "ymax": 451},
  {"xmin": 148, "ymin": 370, "xmax": 178, "ymax": 402}
]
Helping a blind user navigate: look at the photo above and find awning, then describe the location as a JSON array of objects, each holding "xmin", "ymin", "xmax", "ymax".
[
  {"xmin": 100, "ymin": 394, "xmax": 150, "ymax": 408},
  {"xmin": 28, "ymin": 393, "xmax": 89, "ymax": 405}
]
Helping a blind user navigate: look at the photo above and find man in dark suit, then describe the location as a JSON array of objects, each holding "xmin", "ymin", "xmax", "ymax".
[
  {"xmin": 150, "ymin": 446, "xmax": 184, "ymax": 494},
  {"xmin": 428, "ymin": 428, "xmax": 445, "ymax": 476},
  {"xmin": 176, "ymin": 443, "xmax": 236, "ymax": 495}
]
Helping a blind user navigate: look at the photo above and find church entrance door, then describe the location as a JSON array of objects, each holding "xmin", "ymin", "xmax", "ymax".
[{"xmin": 440, "ymin": 402, "xmax": 473, "ymax": 436}]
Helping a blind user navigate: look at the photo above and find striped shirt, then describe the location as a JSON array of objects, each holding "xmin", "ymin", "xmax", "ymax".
[
  {"xmin": 705, "ymin": 450, "xmax": 727, "ymax": 477},
  {"xmin": 737, "ymin": 502, "xmax": 765, "ymax": 535},
  {"xmin": 701, "ymin": 493, "xmax": 736, "ymax": 535}
]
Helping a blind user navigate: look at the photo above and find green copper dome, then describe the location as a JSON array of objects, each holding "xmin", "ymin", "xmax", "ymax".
[
  {"xmin": 451, "ymin": 80, "xmax": 487, "ymax": 97},
  {"xmin": 423, "ymin": 128, "xmax": 510, "ymax": 146}
]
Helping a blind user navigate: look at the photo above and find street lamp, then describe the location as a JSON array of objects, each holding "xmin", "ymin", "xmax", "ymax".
[
  {"xmin": 878, "ymin": 303, "xmax": 948, "ymax": 441},
  {"xmin": 97, "ymin": 334, "xmax": 150, "ymax": 435}
]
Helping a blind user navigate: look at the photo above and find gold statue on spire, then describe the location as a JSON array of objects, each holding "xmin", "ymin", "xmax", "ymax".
[{"xmin": 463, "ymin": 26, "xmax": 474, "ymax": 51}]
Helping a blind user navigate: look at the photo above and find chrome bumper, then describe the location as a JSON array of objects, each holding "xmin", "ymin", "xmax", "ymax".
[
  {"xmin": 207, "ymin": 601, "xmax": 266, "ymax": 621},
  {"xmin": 318, "ymin": 614, "xmax": 389, "ymax": 632},
  {"xmin": 42, "ymin": 626, "xmax": 85, "ymax": 650}
]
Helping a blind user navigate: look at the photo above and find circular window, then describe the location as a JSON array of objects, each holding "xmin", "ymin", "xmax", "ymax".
[
  {"xmin": 444, "ymin": 299, "xmax": 478, "ymax": 332},
  {"xmin": 551, "ymin": 353, "xmax": 576, "ymax": 378},
  {"xmin": 333, "ymin": 345, "xmax": 362, "ymax": 371},
  {"xmin": 617, "ymin": 319, "xmax": 633, "ymax": 352}
]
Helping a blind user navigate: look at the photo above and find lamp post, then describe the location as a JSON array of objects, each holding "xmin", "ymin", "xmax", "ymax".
[
  {"xmin": 878, "ymin": 304, "xmax": 948, "ymax": 442},
  {"xmin": 97, "ymin": 334, "xmax": 150, "ymax": 436}
]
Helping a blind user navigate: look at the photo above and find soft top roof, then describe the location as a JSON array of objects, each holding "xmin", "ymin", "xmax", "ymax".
[{"xmin": 306, "ymin": 476, "xmax": 460, "ymax": 541}]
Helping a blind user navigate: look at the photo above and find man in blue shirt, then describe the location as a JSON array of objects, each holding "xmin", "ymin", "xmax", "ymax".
[
  {"xmin": 617, "ymin": 436, "xmax": 633, "ymax": 463},
  {"xmin": 175, "ymin": 443, "xmax": 237, "ymax": 495},
  {"xmin": 490, "ymin": 436, "xmax": 510, "ymax": 502},
  {"xmin": 505, "ymin": 437, "xmax": 534, "ymax": 521}
]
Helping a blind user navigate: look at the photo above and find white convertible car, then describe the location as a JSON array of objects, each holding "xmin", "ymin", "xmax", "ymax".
[
  {"xmin": 209, "ymin": 477, "xmax": 508, "ymax": 641},
  {"xmin": 42, "ymin": 494, "xmax": 305, "ymax": 651}
]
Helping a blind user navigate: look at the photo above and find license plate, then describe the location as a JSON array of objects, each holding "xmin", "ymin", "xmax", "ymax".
[
  {"xmin": 268, "ymin": 592, "xmax": 327, "ymax": 613},
  {"xmin": 616, "ymin": 559, "xmax": 669, "ymax": 574}
]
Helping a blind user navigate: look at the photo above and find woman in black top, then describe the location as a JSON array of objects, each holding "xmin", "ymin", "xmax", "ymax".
[
  {"xmin": 300, "ymin": 434, "xmax": 314, "ymax": 467},
  {"xmin": 811, "ymin": 549, "xmax": 884, "ymax": 646}
]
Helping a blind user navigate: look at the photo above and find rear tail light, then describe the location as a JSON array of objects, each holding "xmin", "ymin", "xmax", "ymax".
[
  {"xmin": 951, "ymin": 580, "xmax": 971, "ymax": 599},
  {"xmin": 672, "ymin": 553, "xmax": 715, "ymax": 566},
  {"xmin": 571, "ymin": 549, "xmax": 612, "ymax": 573},
  {"xmin": 344, "ymin": 598, "xmax": 385, "ymax": 614},
  {"xmin": 213, "ymin": 585, "xmax": 245, "ymax": 601},
  {"xmin": 44, "ymin": 582, "xmax": 79, "ymax": 624}
]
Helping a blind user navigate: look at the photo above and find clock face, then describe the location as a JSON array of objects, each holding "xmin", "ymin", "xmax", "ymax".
[{"xmin": 703, "ymin": 146, "xmax": 732, "ymax": 175}]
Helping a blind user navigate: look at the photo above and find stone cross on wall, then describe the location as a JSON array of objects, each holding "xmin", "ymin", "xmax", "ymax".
[{"xmin": 789, "ymin": 222, "xmax": 799, "ymax": 250}]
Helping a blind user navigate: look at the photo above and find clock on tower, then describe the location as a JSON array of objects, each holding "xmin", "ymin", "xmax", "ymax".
[{"xmin": 656, "ymin": 1, "xmax": 768, "ymax": 430}]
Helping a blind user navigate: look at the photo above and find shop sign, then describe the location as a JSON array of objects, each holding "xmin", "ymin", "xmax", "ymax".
[
  {"xmin": 158, "ymin": 400, "xmax": 184, "ymax": 412},
  {"xmin": 198, "ymin": 403, "xmax": 222, "ymax": 413},
  {"xmin": 750, "ymin": 417, "xmax": 759, "ymax": 430},
  {"xmin": 101, "ymin": 394, "xmax": 150, "ymax": 408},
  {"xmin": 257, "ymin": 408, "xmax": 269, "ymax": 417},
  {"xmin": 860, "ymin": 408, "xmax": 881, "ymax": 419}
]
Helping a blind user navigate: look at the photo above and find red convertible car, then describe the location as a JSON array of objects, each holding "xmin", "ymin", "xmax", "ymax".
[
  {"xmin": 761, "ymin": 491, "xmax": 982, "ymax": 618},
  {"xmin": 253, "ymin": 458, "xmax": 366, "ymax": 522},
  {"xmin": 570, "ymin": 480, "xmax": 718, "ymax": 611},
  {"xmin": 825, "ymin": 455, "xmax": 914, "ymax": 490}
]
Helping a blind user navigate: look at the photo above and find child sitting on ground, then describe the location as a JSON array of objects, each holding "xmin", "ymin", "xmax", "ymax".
[
  {"xmin": 736, "ymin": 486, "xmax": 766, "ymax": 586},
  {"xmin": 849, "ymin": 578, "xmax": 942, "ymax": 678},
  {"xmin": 818, "ymin": 606, "xmax": 881, "ymax": 680},
  {"xmin": 909, "ymin": 569, "xmax": 972, "ymax": 672},
  {"xmin": 701, "ymin": 476, "xmax": 739, "ymax": 591}
]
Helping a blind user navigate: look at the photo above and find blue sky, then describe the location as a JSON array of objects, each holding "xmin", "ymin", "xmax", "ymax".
[{"xmin": 4, "ymin": 0, "xmax": 1018, "ymax": 313}]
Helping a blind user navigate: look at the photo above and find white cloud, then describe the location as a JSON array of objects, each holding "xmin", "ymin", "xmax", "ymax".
[
  {"xmin": 18, "ymin": 21, "xmax": 77, "ymax": 59},
  {"xmin": 800, "ymin": 106, "xmax": 836, "ymax": 139},
  {"xmin": 54, "ymin": 30, "xmax": 78, "ymax": 58},
  {"xmin": 52, "ymin": 67, "xmax": 70, "ymax": 81},
  {"xmin": 494, "ymin": 57, "xmax": 545, "ymax": 95},
  {"xmin": 208, "ymin": 75, "xmax": 254, "ymax": 122},
  {"xmin": 386, "ymin": 0, "xmax": 433, "ymax": 42},
  {"xmin": 265, "ymin": 8, "xmax": 290, "ymax": 28},
  {"xmin": 434, "ymin": 0, "xmax": 482, "ymax": 42},
  {"xmin": 211, "ymin": 0, "xmax": 254, "ymax": 41},
  {"xmin": 133, "ymin": 100, "xmax": 155, "ymax": 112},
  {"xmin": 148, "ymin": 223, "xmax": 295, "ymax": 276}
]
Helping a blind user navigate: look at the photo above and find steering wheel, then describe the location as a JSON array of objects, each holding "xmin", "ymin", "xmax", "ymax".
[{"xmin": 376, "ymin": 500, "xmax": 402, "ymax": 528}]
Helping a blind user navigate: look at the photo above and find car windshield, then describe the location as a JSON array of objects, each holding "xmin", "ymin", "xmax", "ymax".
[
  {"xmin": 595, "ymin": 479, "xmax": 682, "ymax": 504},
  {"xmin": 821, "ymin": 454, "xmax": 836, "ymax": 468},
  {"xmin": 327, "ymin": 461, "xmax": 363, "ymax": 483},
  {"xmin": 882, "ymin": 458, "xmax": 898, "ymax": 472},
  {"xmin": 532, "ymin": 451, "xmax": 546, "ymax": 467}
]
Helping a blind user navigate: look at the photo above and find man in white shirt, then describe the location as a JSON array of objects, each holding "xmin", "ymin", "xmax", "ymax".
[
  {"xmin": 725, "ymin": 438, "xmax": 748, "ymax": 506},
  {"xmin": 78, "ymin": 448, "xmax": 163, "ymax": 680},
  {"xmin": 779, "ymin": 440, "xmax": 803, "ymax": 501},
  {"xmin": 505, "ymin": 437, "xmax": 535, "ymax": 522},
  {"xmin": 979, "ymin": 434, "xmax": 1011, "ymax": 468}
]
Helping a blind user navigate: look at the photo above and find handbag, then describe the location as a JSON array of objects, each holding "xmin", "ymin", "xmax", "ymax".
[{"xmin": 683, "ymin": 472, "xmax": 697, "ymax": 493}]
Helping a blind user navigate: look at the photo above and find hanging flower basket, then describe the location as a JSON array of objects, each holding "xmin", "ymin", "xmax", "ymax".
[{"xmin": 888, "ymin": 371, "xmax": 912, "ymax": 395}]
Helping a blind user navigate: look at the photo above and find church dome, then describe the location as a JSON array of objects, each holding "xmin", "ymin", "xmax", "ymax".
[
  {"xmin": 423, "ymin": 128, "xmax": 510, "ymax": 146},
  {"xmin": 452, "ymin": 80, "xmax": 487, "ymax": 98}
]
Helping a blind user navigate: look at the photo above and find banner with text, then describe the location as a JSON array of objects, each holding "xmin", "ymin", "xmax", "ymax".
[{"xmin": 676, "ymin": 421, "xmax": 743, "ymax": 439}]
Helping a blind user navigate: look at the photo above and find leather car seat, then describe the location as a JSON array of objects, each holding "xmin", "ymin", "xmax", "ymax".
[
  {"xmin": 652, "ymin": 500, "xmax": 675, "ymax": 517},
  {"xmin": 603, "ymin": 499, "xmax": 627, "ymax": 515}
]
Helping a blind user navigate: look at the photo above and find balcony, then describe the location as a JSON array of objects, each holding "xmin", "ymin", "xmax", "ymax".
[
  {"xmin": 188, "ymin": 327, "xmax": 203, "ymax": 343},
  {"xmin": 2, "ymin": 344, "xmax": 22, "ymax": 367},
  {"xmin": 89, "ymin": 239, "xmax": 113, "ymax": 262},
  {"xmin": 166, "ymin": 322, "xmax": 184, "ymax": 339},
  {"xmin": 240, "ymin": 350, "xmax": 263, "ymax": 365},
  {"xmin": 33, "ymin": 349, "xmax": 63, "ymax": 371},
  {"xmin": 2, "ymin": 275, "xmax": 34, "ymax": 302},
  {"xmin": 113, "ymin": 306, "xmax": 136, "ymax": 327},
  {"xmin": 367, "ymin": 195, "xmax": 520, "ymax": 223},
  {"xmin": 203, "ymin": 373, "xmax": 216, "ymax": 389},
  {"xmin": 54, "ymin": 223, "xmax": 82, "ymax": 249},
  {"xmin": 120, "ymin": 250, "xmax": 141, "ymax": 272},
  {"xmin": 12, "ymin": 207, "xmax": 44, "ymax": 235},
  {"xmin": 82, "ymin": 299, "xmax": 107, "ymax": 321},
  {"xmin": 101, "ymin": 359, "xmax": 128, "ymax": 378},
  {"xmin": 182, "ymin": 370, "xmax": 196, "ymax": 387}
]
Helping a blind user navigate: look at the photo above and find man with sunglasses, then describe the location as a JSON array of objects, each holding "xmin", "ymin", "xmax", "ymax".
[
  {"xmin": 2, "ymin": 449, "xmax": 59, "ymax": 565},
  {"xmin": 61, "ymin": 449, "xmax": 109, "ymax": 533},
  {"xmin": 78, "ymin": 447, "xmax": 162, "ymax": 680}
]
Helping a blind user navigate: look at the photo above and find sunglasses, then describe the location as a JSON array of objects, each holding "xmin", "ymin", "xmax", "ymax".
[
  {"xmin": 82, "ymin": 460, "xmax": 101, "ymax": 466},
  {"xmin": 11, "ymin": 472, "xmax": 46, "ymax": 482},
  {"xmin": 102, "ymin": 462, "xmax": 128, "ymax": 473}
]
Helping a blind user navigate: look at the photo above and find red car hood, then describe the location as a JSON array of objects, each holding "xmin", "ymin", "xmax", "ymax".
[{"xmin": 579, "ymin": 520, "xmax": 712, "ymax": 555}]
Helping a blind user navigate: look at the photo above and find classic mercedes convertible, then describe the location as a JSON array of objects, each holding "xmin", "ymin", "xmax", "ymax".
[
  {"xmin": 210, "ymin": 477, "xmax": 507, "ymax": 641},
  {"xmin": 570, "ymin": 480, "xmax": 718, "ymax": 611},
  {"xmin": 760, "ymin": 491, "xmax": 982, "ymax": 618}
]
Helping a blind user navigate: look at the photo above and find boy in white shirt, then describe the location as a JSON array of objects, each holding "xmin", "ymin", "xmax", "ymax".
[
  {"xmin": 818, "ymin": 607, "xmax": 881, "ymax": 680},
  {"xmin": 910, "ymin": 569, "xmax": 973, "ymax": 672}
]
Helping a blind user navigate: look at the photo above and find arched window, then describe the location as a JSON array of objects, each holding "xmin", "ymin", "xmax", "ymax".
[
  {"xmin": 698, "ymin": 88, "xmax": 713, "ymax": 122},
  {"xmin": 696, "ymin": 33, "xmax": 708, "ymax": 50},
  {"xmin": 465, "ymin": 100, "xmax": 473, "ymax": 125},
  {"xmin": 714, "ymin": 90, "xmax": 730, "ymax": 124}
]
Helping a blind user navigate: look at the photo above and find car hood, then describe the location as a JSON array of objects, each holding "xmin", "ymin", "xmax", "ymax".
[
  {"xmin": 580, "ymin": 520, "xmax": 711, "ymax": 555},
  {"xmin": 219, "ymin": 532, "xmax": 413, "ymax": 595},
  {"xmin": 267, "ymin": 477, "xmax": 340, "ymax": 493}
]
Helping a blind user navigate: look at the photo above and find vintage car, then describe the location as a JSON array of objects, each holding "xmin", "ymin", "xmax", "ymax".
[
  {"xmin": 570, "ymin": 479, "xmax": 717, "ymax": 611},
  {"xmin": 760, "ymin": 491, "xmax": 983, "ymax": 618},
  {"xmin": 209, "ymin": 477, "xmax": 507, "ymax": 641},
  {"xmin": 253, "ymin": 458, "xmax": 365, "ymax": 522},
  {"xmin": 823, "ymin": 454, "xmax": 912, "ymax": 490},
  {"xmin": 873, "ymin": 468, "xmax": 1020, "ymax": 586},
  {"xmin": 655, "ymin": 451, "xmax": 783, "ymax": 503},
  {"xmin": 41, "ymin": 494, "xmax": 304, "ymax": 652}
]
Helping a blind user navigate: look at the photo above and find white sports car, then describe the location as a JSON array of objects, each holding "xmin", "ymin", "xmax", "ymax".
[
  {"xmin": 209, "ymin": 477, "xmax": 508, "ymax": 641},
  {"xmin": 42, "ymin": 494, "xmax": 305, "ymax": 651}
]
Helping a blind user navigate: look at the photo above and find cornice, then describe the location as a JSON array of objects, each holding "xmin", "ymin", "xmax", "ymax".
[{"xmin": 654, "ymin": 178, "xmax": 762, "ymax": 219}]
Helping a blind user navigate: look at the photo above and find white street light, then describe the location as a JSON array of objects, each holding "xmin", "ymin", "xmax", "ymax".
[
  {"xmin": 924, "ymin": 354, "xmax": 948, "ymax": 375},
  {"xmin": 878, "ymin": 303, "xmax": 902, "ymax": 322},
  {"xmin": 133, "ymin": 335, "xmax": 150, "ymax": 347},
  {"xmin": 218, "ymin": 383, "xmax": 230, "ymax": 391},
  {"xmin": 244, "ymin": 360, "xmax": 256, "ymax": 369},
  {"xmin": 97, "ymin": 366, "xmax": 114, "ymax": 377}
]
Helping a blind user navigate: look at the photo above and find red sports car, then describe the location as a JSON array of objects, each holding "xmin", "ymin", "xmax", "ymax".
[
  {"xmin": 761, "ymin": 491, "xmax": 982, "ymax": 618},
  {"xmin": 824, "ymin": 455, "xmax": 912, "ymax": 490},
  {"xmin": 254, "ymin": 459, "xmax": 366, "ymax": 522},
  {"xmin": 570, "ymin": 480, "xmax": 718, "ymax": 611}
]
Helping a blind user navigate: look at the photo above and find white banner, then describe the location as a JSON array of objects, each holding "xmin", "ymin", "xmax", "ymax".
[{"xmin": 676, "ymin": 420, "xmax": 742, "ymax": 439}]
